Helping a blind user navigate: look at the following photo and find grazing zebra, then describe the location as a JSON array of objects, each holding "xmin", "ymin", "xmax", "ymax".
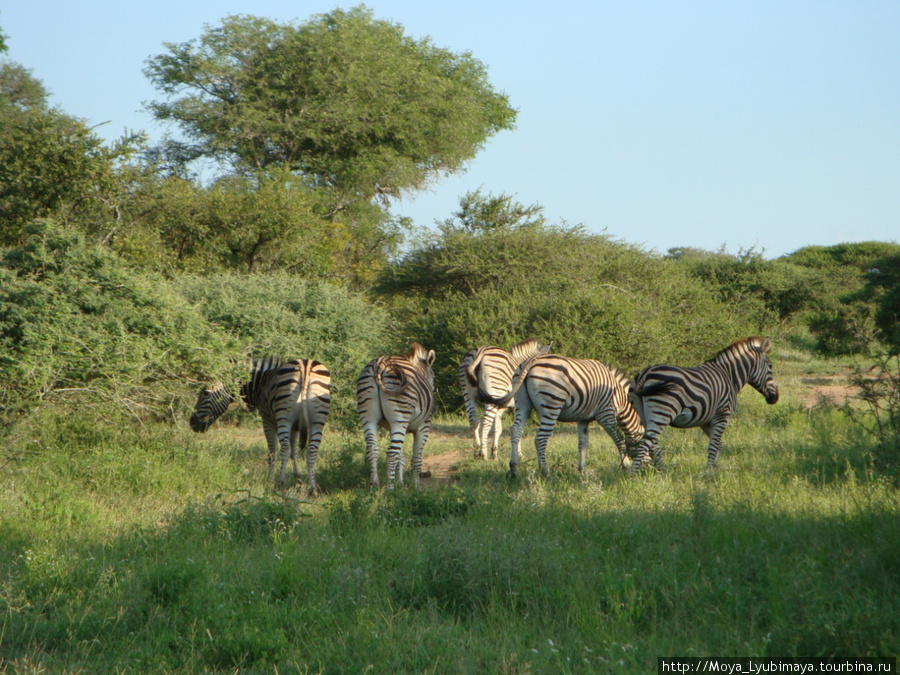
[
  {"xmin": 485, "ymin": 353, "xmax": 644, "ymax": 478},
  {"xmin": 190, "ymin": 357, "xmax": 332, "ymax": 493},
  {"xmin": 356, "ymin": 343, "xmax": 436, "ymax": 489},
  {"xmin": 459, "ymin": 338, "xmax": 550, "ymax": 460},
  {"xmin": 628, "ymin": 336, "xmax": 779, "ymax": 472}
]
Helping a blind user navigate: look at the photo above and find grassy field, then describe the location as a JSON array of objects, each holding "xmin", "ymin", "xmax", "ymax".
[{"xmin": 2, "ymin": 351, "xmax": 899, "ymax": 673}]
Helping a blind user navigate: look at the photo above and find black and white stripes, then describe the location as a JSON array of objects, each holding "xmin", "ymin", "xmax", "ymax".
[
  {"xmin": 190, "ymin": 357, "xmax": 332, "ymax": 493},
  {"xmin": 356, "ymin": 343, "xmax": 436, "ymax": 488},
  {"xmin": 459, "ymin": 338, "xmax": 550, "ymax": 459},
  {"xmin": 490, "ymin": 352, "xmax": 645, "ymax": 477},
  {"xmin": 628, "ymin": 336, "xmax": 779, "ymax": 472}
]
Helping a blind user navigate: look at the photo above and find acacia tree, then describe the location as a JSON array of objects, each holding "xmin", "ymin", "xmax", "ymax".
[{"xmin": 143, "ymin": 7, "xmax": 517, "ymax": 202}]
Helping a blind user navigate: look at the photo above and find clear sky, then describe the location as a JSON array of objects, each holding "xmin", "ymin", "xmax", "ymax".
[{"xmin": 3, "ymin": 1, "xmax": 898, "ymax": 259}]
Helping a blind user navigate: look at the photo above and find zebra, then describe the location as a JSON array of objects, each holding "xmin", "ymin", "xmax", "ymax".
[
  {"xmin": 484, "ymin": 352, "xmax": 644, "ymax": 478},
  {"xmin": 459, "ymin": 338, "xmax": 550, "ymax": 460},
  {"xmin": 190, "ymin": 357, "xmax": 332, "ymax": 493},
  {"xmin": 628, "ymin": 336, "xmax": 779, "ymax": 473},
  {"xmin": 356, "ymin": 343, "xmax": 436, "ymax": 489}
]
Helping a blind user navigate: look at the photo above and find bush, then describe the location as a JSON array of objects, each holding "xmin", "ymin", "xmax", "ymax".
[
  {"xmin": 782, "ymin": 242, "xmax": 900, "ymax": 355},
  {"xmin": 0, "ymin": 221, "xmax": 242, "ymax": 433},
  {"xmin": 375, "ymin": 214, "xmax": 764, "ymax": 411},
  {"xmin": 845, "ymin": 354, "xmax": 900, "ymax": 472},
  {"xmin": 175, "ymin": 272, "xmax": 390, "ymax": 426}
]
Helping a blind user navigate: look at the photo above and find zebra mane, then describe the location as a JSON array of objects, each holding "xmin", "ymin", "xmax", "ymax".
[
  {"xmin": 509, "ymin": 338, "xmax": 550, "ymax": 361},
  {"xmin": 608, "ymin": 367, "xmax": 632, "ymax": 392},
  {"xmin": 250, "ymin": 355, "xmax": 286, "ymax": 376},
  {"xmin": 710, "ymin": 336, "xmax": 770, "ymax": 364}
]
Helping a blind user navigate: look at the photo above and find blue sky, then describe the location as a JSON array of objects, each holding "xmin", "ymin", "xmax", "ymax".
[{"xmin": 4, "ymin": 1, "xmax": 899, "ymax": 258}]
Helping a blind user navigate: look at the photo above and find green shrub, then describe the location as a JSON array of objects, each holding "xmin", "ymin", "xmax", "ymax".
[
  {"xmin": 0, "ymin": 221, "xmax": 242, "ymax": 433},
  {"xmin": 376, "ymin": 213, "xmax": 763, "ymax": 410},
  {"xmin": 176, "ymin": 272, "xmax": 389, "ymax": 427},
  {"xmin": 782, "ymin": 242, "xmax": 900, "ymax": 355}
]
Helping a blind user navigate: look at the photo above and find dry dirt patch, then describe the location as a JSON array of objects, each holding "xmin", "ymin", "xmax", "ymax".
[
  {"xmin": 798, "ymin": 376, "xmax": 859, "ymax": 408},
  {"xmin": 419, "ymin": 450, "xmax": 468, "ymax": 486}
]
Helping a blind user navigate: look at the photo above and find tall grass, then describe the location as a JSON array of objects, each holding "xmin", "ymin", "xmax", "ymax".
[{"xmin": 2, "ymin": 391, "xmax": 898, "ymax": 673}]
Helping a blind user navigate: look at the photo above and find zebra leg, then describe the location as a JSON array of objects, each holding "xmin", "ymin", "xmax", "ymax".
[
  {"xmin": 649, "ymin": 435, "xmax": 665, "ymax": 471},
  {"xmin": 290, "ymin": 426, "xmax": 303, "ymax": 481},
  {"xmin": 508, "ymin": 396, "xmax": 532, "ymax": 478},
  {"xmin": 409, "ymin": 424, "xmax": 430, "ymax": 489},
  {"xmin": 534, "ymin": 407, "xmax": 562, "ymax": 477},
  {"xmin": 464, "ymin": 397, "xmax": 479, "ymax": 448},
  {"xmin": 702, "ymin": 417, "xmax": 729, "ymax": 469},
  {"xmin": 275, "ymin": 424, "xmax": 294, "ymax": 487},
  {"xmin": 361, "ymin": 422, "xmax": 381, "ymax": 488},
  {"xmin": 576, "ymin": 421, "xmax": 591, "ymax": 473},
  {"xmin": 261, "ymin": 417, "xmax": 279, "ymax": 482},
  {"xmin": 490, "ymin": 406, "xmax": 504, "ymax": 460},
  {"xmin": 385, "ymin": 423, "xmax": 410, "ymax": 489},
  {"xmin": 305, "ymin": 421, "xmax": 326, "ymax": 496},
  {"xmin": 477, "ymin": 405, "xmax": 500, "ymax": 459},
  {"xmin": 474, "ymin": 410, "xmax": 489, "ymax": 459}
]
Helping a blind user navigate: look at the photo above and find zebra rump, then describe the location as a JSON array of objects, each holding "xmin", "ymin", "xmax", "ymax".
[
  {"xmin": 357, "ymin": 342, "xmax": 436, "ymax": 488},
  {"xmin": 459, "ymin": 338, "xmax": 550, "ymax": 459}
]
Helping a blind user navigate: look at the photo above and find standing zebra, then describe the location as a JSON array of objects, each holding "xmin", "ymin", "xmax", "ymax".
[
  {"xmin": 190, "ymin": 357, "xmax": 332, "ymax": 493},
  {"xmin": 628, "ymin": 336, "xmax": 779, "ymax": 473},
  {"xmin": 459, "ymin": 338, "xmax": 550, "ymax": 460},
  {"xmin": 356, "ymin": 343, "xmax": 436, "ymax": 489},
  {"xmin": 485, "ymin": 352, "xmax": 644, "ymax": 478}
]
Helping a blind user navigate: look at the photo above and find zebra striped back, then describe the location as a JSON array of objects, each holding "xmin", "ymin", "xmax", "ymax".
[
  {"xmin": 630, "ymin": 336, "xmax": 778, "ymax": 472},
  {"xmin": 459, "ymin": 338, "xmax": 550, "ymax": 459},
  {"xmin": 357, "ymin": 343, "xmax": 436, "ymax": 488},
  {"xmin": 189, "ymin": 383, "xmax": 235, "ymax": 432},
  {"xmin": 506, "ymin": 353, "xmax": 645, "ymax": 476}
]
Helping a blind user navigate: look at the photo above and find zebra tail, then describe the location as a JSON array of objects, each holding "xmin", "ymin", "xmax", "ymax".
[
  {"xmin": 465, "ymin": 351, "xmax": 486, "ymax": 388},
  {"xmin": 375, "ymin": 362, "xmax": 408, "ymax": 393},
  {"xmin": 627, "ymin": 388, "xmax": 646, "ymax": 427}
]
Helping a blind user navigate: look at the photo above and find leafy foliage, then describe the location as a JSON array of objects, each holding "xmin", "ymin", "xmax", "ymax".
[
  {"xmin": 376, "ymin": 193, "xmax": 763, "ymax": 409},
  {"xmin": 666, "ymin": 247, "xmax": 822, "ymax": 325},
  {"xmin": 115, "ymin": 170, "xmax": 344, "ymax": 274},
  {"xmin": 783, "ymin": 242, "xmax": 900, "ymax": 355},
  {"xmin": 144, "ymin": 8, "xmax": 516, "ymax": 200},
  {"xmin": 845, "ymin": 355, "xmax": 900, "ymax": 471},
  {"xmin": 0, "ymin": 221, "xmax": 242, "ymax": 431},
  {"xmin": 175, "ymin": 272, "xmax": 390, "ymax": 426}
]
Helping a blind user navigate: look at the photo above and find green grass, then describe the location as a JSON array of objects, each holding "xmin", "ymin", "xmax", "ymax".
[{"xmin": 2, "ymin": 392, "xmax": 899, "ymax": 673}]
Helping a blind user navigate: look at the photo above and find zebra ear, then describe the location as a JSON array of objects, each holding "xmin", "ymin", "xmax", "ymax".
[
  {"xmin": 426, "ymin": 349, "xmax": 436, "ymax": 367},
  {"xmin": 761, "ymin": 337, "xmax": 772, "ymax": 353}
]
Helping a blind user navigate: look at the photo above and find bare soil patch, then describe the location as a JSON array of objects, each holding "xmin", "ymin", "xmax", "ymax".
[
  {"xmin": 798, "ymin": 376, "xmax": 859, "ymax": 409},
  {"xmin": 419, "ymin": 450, "xmax": 468, "ymax": 486}
]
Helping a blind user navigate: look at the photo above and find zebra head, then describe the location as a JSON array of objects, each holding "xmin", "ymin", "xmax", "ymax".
[
  {"xmin": 189, "ymin": 383, "xmax": 235, "ymax": 432},
  {"xmin": 748, "ymin": 336, "xmax": 779, "ymax": 405}
]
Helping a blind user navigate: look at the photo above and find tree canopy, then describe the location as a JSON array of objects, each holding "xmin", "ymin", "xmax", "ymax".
[{"xmin": 144, "ymin": 7, "xmax": 517, "ymax": 201}]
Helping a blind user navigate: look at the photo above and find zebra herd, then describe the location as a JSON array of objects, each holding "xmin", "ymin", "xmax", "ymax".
[{"xmin": 190, "ymin": 336, "xmax": 779, "ymax": 494}]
